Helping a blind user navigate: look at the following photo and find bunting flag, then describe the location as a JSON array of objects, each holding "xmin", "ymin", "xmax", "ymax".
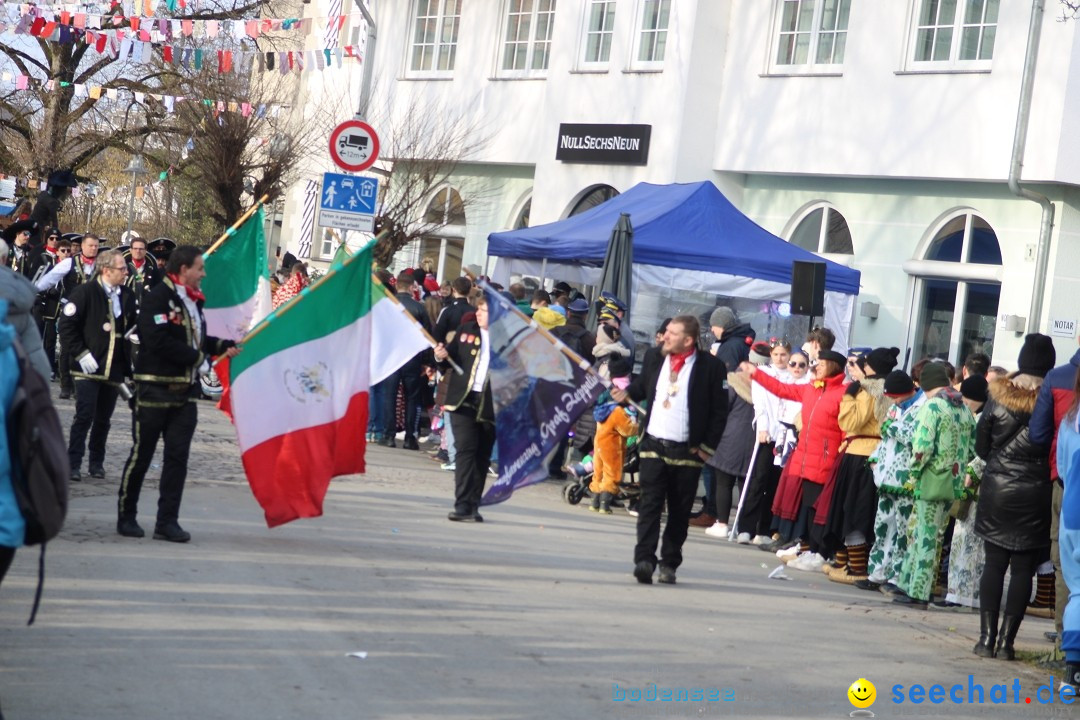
[
  {"xmin": 478, "ymin": 280, "xmax": 607, "ymax": 506},
  {"xmin": 219, "ymin": 243, "xmax": 430, "ymax": 527},
  {"xmin": 201, "ymin": 206, "xmax": 272, "ymax": 341}
]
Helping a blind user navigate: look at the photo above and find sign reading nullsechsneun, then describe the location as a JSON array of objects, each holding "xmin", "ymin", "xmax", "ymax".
[{"xmin": 555, "ymin": 123, "xmax": 651, "ymax": 165}]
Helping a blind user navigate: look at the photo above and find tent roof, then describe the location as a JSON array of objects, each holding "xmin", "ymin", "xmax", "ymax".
[{"xmin": 488, "ymin": 181, "xmax": 860, "ymax": 295}]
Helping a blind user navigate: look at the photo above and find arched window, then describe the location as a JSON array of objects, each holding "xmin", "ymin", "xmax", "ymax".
[
  {"xmin": 567, "ymin": 184, "xmax": 618, "ymax": 217},
  {"xmin": 513, "ymin": 198, "xmax": 531, "ymax": 230},
  {"xmin": 788, "ymin": 204, "xmax": 854, "ymax": 255},
  {"xmin": 394, "ymin": 186, "xmax": 465, "ymax": 281},
  {"xmin": 908, "ymin": 212, "xmax": 1002, "ymax": 366},
  {"xmin": 424, "ymin": 186, "xmax": 466, "ymax": 226}
]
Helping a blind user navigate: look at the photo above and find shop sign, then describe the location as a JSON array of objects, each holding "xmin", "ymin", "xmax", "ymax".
[{"xmin": 556, "ymin": 123, "xmax": 651, "ymax": 165}]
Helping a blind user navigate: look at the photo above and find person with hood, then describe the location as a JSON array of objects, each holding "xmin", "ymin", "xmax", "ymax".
[
  {"xmin": 0, "ymin": 240, "xmax": 51, "ymax": 380},
  {"xmin": 1053, "ymin": 367, "xmax": 1080, "ymax": 691},
  {"xmin": 892, "ymin": 362, "xmax": 977, "ymax": 609},
  {"xmin": 709, "ymin": 306, "xmax": 755, "ymax": 373},
  {"xmin": 0, "ymin": 299, "xmax": 24, "ymax": 590},
  {"xmin": 742, "ymin": 349, "xmax": 849, "ymax": 570},
  {"xmin": 587, "ymin": 357, "xmax": 639, "ymax": 514},
  {"xmin": 973, "ymin": 334, "xmax": 1055, "ymax": 658},
  {"xmin": 856, "ymin": 370, "xmax": 926, "ymax": 593},
  {"xmin": 593, "ymin": 322, "xmax": 631, "ymax": 379},
  {"xmin": 823, "ymin": 347, "xmax": 900, "ymax": 584}
]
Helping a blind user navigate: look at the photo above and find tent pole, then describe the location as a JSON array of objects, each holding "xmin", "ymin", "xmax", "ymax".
[{"xmin": 540, "ymin": 258, "xmax": 548, "ymax": 288}]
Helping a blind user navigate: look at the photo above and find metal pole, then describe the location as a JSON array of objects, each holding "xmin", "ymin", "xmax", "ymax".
[
  {"xmin": 86, "ymin": 196, "xmax": 92, "ymax": 229},
  {"xmin": 353, "ymin": 0, "xmax": 376, "ymax": 120},
  {"xmin": 125, "ymin": 176, "xmax": 137, "ymax": 241}
]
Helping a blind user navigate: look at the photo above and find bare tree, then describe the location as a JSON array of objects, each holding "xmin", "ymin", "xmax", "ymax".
[
  {"xmin": 1061, "ymin": 1, "xmax": 1080, "ymax": 19},
  {"xmin": 362, "ymin": 89, "xmax": 491, "ymax": 267}
]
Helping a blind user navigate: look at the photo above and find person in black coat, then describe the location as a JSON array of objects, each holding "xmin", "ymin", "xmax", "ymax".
[
  {"xmin": 380, "ymin": 271, "xmax": 434, "ymax": 450},
  {"xmin": 709, "ymin": 306, "xmax": 755, "ymax": 373},
  {"xmin": 57, "ymin": 249, "xmax": 137, "ymax": 481},
  {"xmin": 974, "ymin": 333, "xmax": 1055, "ymax": 659},
  {"xmin": 433, "ymin": 276, "xmax": 473, "ymax": 344},
  {"xmin": 613, "ymin": 315, "xmax": 728, "ymax": 584}
]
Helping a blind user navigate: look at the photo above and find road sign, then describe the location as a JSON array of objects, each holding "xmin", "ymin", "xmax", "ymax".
[
  {"xmin": 328, "ymin": 119, "xmax": 380, "ymax": 172},
  {"xmin": 318, "ymin": 172, "xmax": 379, "ymax": 233}
]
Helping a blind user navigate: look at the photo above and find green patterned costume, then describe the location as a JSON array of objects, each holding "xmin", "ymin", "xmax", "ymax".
[{"xmin": 896, "ymin": 388, "xmax": 977, "ymax": 601}]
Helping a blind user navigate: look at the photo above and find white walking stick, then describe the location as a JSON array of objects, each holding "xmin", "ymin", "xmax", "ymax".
[{"xmin": 728, "ymin": 437, "xmax": 761, "ymax": 541}]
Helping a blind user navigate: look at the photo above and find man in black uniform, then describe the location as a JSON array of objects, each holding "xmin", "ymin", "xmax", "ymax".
[
  {"xmin": 117, "ymin": 246, "xmax": 238, "ymax": 542},
  {"xmin": 380, "ymin": 271, "xmax": 433, "ymax": 450},
  {"xmin": 30, "ymin": 229, "xmax": 64, "ymax": 378},
  {"xmin": 57, "ymin": 249, "xmax": 136, "ymax": 481},
  {"xmin": 124, "ymin": 236, "xmax": 162, "ymax": 303},
  {"xmin": 38, "ymin": 233, "xmax": 99, "ymax": 398}
]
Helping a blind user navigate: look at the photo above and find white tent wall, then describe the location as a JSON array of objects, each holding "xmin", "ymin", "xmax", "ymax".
[{"xmin": 491, "ymin": 258, "xmax": 855, "ymax": 354}]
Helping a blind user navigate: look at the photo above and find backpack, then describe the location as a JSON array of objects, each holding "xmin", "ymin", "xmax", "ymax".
[
  {"xmin": 551, "ymin": 324, "xmax": 590, "ymax": 358},
  {"xmin": 6, "ymin": 338, "xmax": 70, "ymax": 625}
]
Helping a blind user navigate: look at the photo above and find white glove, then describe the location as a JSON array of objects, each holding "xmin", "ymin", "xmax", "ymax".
[
  {"xmin": 78, "ymin": 353, "xmax": 99, "ymax": 374},
  {"xmin": 127, "ymin": 332, "xmax": 140, "ymax": 346},
  {"xmin": 198, "ymin": 359, "xmax": 211, "ymax": 375}
]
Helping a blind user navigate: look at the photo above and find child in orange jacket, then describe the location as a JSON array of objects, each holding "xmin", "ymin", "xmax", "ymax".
[{"xmin": 589, "ymin": 358, "xmax": 639, "ymax": 514}]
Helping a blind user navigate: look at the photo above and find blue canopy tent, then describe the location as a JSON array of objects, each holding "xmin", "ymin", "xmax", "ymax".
[{"xmin": 488, "ymin": 181, "xmax": 862, "ymax": 350}]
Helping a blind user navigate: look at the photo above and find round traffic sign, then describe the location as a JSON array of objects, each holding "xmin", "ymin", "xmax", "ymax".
[{"xmin": 329, "ymin": 119, "xmax": 380, "ymax": 172}]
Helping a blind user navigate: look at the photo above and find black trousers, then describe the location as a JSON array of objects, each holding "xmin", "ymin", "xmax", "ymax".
[
  {"xmin": 635, "ymin": 436, "xmax": 702, "ymax": 570},
  {"xmin": 118, "ymin": 391, "xmax": 198, "ymax": 525},
  {"xmin": 449, "ymin": 404, "xmax": 495, "ymax": 515},
  {"xmin": 738, "ymin": 442, "xmax": 779, "ymax": 537},
  {"xmin": 714, "ymin": 469, "xmax": 739, "ymax": 524},
  {"xmin": 980, "ymin": 541, "xmax": 1043, "ymax": 617},
  {"xmin": 68, "ymin": 379, "xmax": 120, "ymax": 472},
  {"xmin": 0, "ymin": 546, "xmax": 14, "ymax": 588},
  {"xmin": 32, "ymin": 308, "xmax": 58, "ymax": 376},
  {"xmin": 383, "ymin": 357, "xmax": 425, "ymax": 440},
  {"xmin": 57, "ymin": 334, "xmax": 73, "ymax": 394}
]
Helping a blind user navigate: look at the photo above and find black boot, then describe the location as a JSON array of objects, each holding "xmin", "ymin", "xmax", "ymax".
[
  {"xmin": 973, "ymin": 610, "xmax": 999, "ymax": 657},
  {"xmin": 995, "ymin": 614, "xmax": 1022, "ymax": 660},
  {"xmin": 598, "ymin": 492, "xmax": 613, "ymax": 515}
]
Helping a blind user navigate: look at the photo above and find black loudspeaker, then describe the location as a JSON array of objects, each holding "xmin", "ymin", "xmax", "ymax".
[{"xmin": 790, "ymin": 261, "xmax": 826, "ymax": 317}]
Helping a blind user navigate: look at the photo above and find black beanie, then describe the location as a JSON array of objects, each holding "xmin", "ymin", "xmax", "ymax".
[
  {"xmin": 866, "ymin": 347, "xmax": 901, "ymax": 377},
  {"xmin": 607, "ymin": 356, "xmax": 633, "ymax": 379},
  {"xmin": 883, "ymin": 370, "xmax": 915, "ymax": 396},
  {"xmin": 1017, "ymin": 333, "xmax": 1056, "ymax": 378},
  {"xmin": 960, "ymin": 375, "xmax": 989, "ymax": 404}
]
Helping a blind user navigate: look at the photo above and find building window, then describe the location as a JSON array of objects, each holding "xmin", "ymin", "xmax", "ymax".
[
  {"xmin": 788, "ymin": 204, "xmax": 854, "ymax": 255},
  {"xmin": 513, "ymin": 197, "xmax": 532, "ymax": 229},
  {"xmin": 909, "ymin": 213, "xmax": 1002, "ymax": 367},
  {"xmin": 912, "ymin": 0, "xmax": 998, "ymax": 66},
  {"xmin": 424, "ymin": 186, "xmax": 466, "ymax": 226},
  {"xmin": 567, "ymin": 184, "xmax": 618, "ymax": 217},
  {"xmin": 636, "ymin": 0, "xmax": 670, "ymax": 64},
  {"xmin": 502, "ymin": 0, "xmax": 557, "ymax": 73},
  {"xmin": 409, "ymin": 0, "xmax": 460, "ymax": 76},
  {"xmin": 583, "ymin": 0, "xmax": 616, "ymax": 65},
  {"xmin": 773, "ymin": 0, "xmax": 850, "ymax": 69}
]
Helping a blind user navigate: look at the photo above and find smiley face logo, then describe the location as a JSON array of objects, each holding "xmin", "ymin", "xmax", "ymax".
[{"xmin": 847, "ymin": 678, "xmax": 876, "ymax": 709}]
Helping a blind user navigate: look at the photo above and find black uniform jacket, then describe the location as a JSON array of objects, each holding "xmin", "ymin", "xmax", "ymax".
[
  {"xmin": 58, "ymin": 277, "xmax": 137, "ymax": 383},
  {"xmin": 626, "ymin": 347, "xmax": 729, "ymax": 457},
  {"xmin": 31, "ymin": 249, "xmax": 62, "ymax": 318},
  {"xmin": 126, "ymin": 258, "xmax": 162, "ymax": 299},
  {"xmin": 433, "ymin": 296, "xmax": 473, "ymax": 344},
  {"xmin": 437, "ymin": 320, "xmax": 493, "ymax": 423},
  {"xmin": 134, "ymin": 276, "xmax": 233, "ymax": 386}
]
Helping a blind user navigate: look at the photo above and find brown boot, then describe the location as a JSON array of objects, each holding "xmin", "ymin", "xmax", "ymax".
[{"xmin": 689, "ymin": 513, "xmax": 716, "ymax": 528}]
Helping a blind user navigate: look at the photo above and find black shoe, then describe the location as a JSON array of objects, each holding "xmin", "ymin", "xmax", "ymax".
[
  {"xmin": 88, "ymin": 467, "xmax": 105, "ymax": 479},
  {"xmin": 153, "ymin": 523, "xmax": 191, "ymax": 543},
  {"xmin": 70, "ymin": 470, "xmax": 82, "ymax": 482},
  {"xmin": 1065, "ymin": 662, "xmax": 1080, "ymax": 688},
  {"xmin": 402, "ymin": 436, "xmax": 420, "ymax": 450},
  {"xmin": 59, "ymin": 389, "xmax": 72, "ymax": 400},
  {"xmin": 633, "ymin": 560, "xmax": 655, "ymax": 584},
  {"xmin": 448, "ymin": 511, "xmax": 482, "ymax": 522},
  {"xmin": 657, "ymin": 565, "xmax": 676, "ymax": 584},
  {"xmin": 854, "ymin": 579, "xmax": 881, "ymax": 592},
  {"xmin": 379, "ymin": 437, "xmax": 396, "ymax": 448},
  {"xmin": 878, "ymin": 582, "xmax": 901, "ymax": 597},
  {"xmin": 116, "ymin": 517, "xmax": 145, "ymax": 538},
  {"xmin": 973, "ymin": 610, "xmax": 999, "ymax": 658},
  {"xmin": 891, "ymin": 593, "xmax": 928, "ymax": 609},
  {"xmin": 760, "ymin": 538, "xmax": 798, "ymax": 553}
]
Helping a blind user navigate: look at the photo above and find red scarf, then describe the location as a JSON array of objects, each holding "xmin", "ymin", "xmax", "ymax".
[
  {"xmin": 668, "ymin": 347, "xmax": 695, "ymax": 374},
  {"xmin": 168, "ymin": 272, "xmax": 205, "ymax": 303},
  {"xmin": 132, "ymin": 258, "xmax": 145, "ymax": 270}
]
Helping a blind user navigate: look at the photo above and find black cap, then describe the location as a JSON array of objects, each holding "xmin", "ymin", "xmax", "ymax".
[
  {"xmin": 960, "ymin": 375, "xmax": 989, "ymax": 403},
  {"xmin": 883, "ymin": 370, "xmax": 915, "ymax": 396},
  {"xmin": 1017, "ymin": 333, "xmax": 1056, "ymax": 378},
  {"xmin": 817, "ymin": 350, "xmax": 847, "ymax": 367}
]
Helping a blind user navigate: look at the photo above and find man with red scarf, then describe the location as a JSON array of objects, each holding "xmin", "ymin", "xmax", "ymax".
[
  {"xmin": 612, "ymin": 315, "xmax": 729, "ymax": 584},
  {"xmin": 116, "ymin": 246, "xmax": 239, "ymax": 542},
  {"xmin": 124, "ymin": 236, "xmax": 162, "ymax": 303}
]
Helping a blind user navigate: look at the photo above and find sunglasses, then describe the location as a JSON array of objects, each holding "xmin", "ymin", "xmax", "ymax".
[
  {"xmin": 789, "ymin": 361, "xmax": 807, "ymax": 369},
  {"xmin": 847, "ymin": 359, "xmax": 859, "ymax": 366}
]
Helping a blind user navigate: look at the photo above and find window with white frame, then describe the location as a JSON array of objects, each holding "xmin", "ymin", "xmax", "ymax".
[
  {"xmin": 583, "ymin": 0, "xmax": 616, "ymax": 65},
  {"xmin": 773, "ymin": 0, "xmax": 850, "ymax": 69},
  {"xmin": 501, "ymin": 0, "xmax": 557, "ymax": 74},
  {"xmin": 788, "ymin": 204, "xmax": 854, "ymax": 255},
  {"xmin": 635, "ymin": 0, "xmax": 670, "ymax": 65},
  {"xmin": 408, "ymin": 0, "xmax": 461, "ymax": 76},
  {"xmin": 911, "ymin": 0, "xmax": 998, "ymax": 66}
]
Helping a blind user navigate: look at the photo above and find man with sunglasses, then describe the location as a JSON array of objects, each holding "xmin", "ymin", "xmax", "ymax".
[
  {"xmin": 58, "ymin": 249, "xmax": 136, "ymax": 482},
  {"xmin": 30, "ymin": 229, "xmax": 64, "ymax": 379}
]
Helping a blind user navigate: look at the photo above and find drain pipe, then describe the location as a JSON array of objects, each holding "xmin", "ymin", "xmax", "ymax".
[{"xmin": 1010, "ymin": 0, "xmax": 1054, "ymax": 333}]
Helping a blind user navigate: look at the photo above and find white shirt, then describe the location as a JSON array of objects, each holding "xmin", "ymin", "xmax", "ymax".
[
  {"xmin": 470, "ymin": 328, "xmax": 490, "ymax": 392},
  {"xmin": 36, "ymin": 256, "xmax": 94, "ymax": 292},
  {"xmin": 178, "ymin": 288, "xmax": 203, "ymax": 341},
  {"xmin": 101, "ymin": 279, "xmax": 122, "ymax": 318},
  {"xmin": 646, "ymin": 352, "xmax": 696, "ymax": 442}
]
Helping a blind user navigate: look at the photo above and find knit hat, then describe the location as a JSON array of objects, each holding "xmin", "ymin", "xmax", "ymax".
[
  {"xmin": 883, "ymin": 370, "xmax": 916, "ymax": 397},
  {"xmin": 1017, "ymin": 333, "xmax": 1056, "ymax": 378},
  {"xmin": 607, "ymin": 356, "xmax": 633, "ymax": 379},
  {"xmin": 960, "ymin": 375, "xmax": 989, "ymax": 404},
  {"xmin": 709, "ymin": 306, "xmax": 737, "ymax": 332},
  {"xmin": 919, "ymin": 362, "xmax": 950, "ymax": 392},
  {"xmin": 749, "ymin": 342, "xmax": 772, "ymax": 366},
  {"xmin": 865, "ymin": 347, "xmax": 901, "ymax": 376}
]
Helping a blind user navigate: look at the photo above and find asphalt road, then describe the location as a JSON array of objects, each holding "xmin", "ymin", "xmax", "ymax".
[{"xmin": 0, "ymin": 397, "xmax": 1066, "ymax": 719}]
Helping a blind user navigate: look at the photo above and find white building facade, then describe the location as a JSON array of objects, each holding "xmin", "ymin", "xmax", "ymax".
[{"xmin": 282, "ymin": 0, "xmax": 1080, "ymax": 368}]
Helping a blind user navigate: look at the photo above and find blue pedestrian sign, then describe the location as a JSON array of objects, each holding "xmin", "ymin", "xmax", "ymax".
[{"xmin": 318, "ymin": 172, "xmax": 379, "ymax": 232}]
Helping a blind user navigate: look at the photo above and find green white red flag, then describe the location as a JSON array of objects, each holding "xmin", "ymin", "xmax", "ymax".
[{"xmin": 202, "ymin": 206, "xmax": 272, "ymax": 341}]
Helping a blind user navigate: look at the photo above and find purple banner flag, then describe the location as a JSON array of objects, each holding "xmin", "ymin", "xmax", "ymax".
[{"xmin": 480, "ymin": 281, "xmax": 606, "ymax": 506}]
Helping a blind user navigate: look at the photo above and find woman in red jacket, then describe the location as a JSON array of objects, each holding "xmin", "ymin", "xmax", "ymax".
[{"xmin": 743, "ymin": 350, "xmax": 849, "ymax": 565}]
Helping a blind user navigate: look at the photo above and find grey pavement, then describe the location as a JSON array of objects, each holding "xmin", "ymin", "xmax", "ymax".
[{"xmin": 0, "ymin": 397, "xmax": 1069, "ymax": 719}]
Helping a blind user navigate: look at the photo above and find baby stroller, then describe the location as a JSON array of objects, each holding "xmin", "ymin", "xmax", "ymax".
[{"xmin": 561, "ymin": 434, "xmax": 642, "ymax": 513}]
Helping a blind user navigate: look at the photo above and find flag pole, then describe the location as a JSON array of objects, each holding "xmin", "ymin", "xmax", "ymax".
[
  {"xmin": 372, "ymin": 274, "xmax": 464, "ymax": 375},
  {"xmin": 204, "ymin": 193, "xmax": 271, "ymax": 257}
]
